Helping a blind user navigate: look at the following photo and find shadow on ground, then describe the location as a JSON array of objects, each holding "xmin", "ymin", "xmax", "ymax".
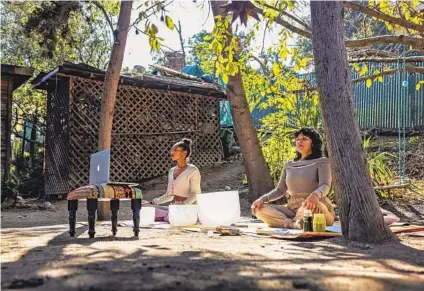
[{"xmin": 1, "ymin": 222, "xmax": 424, "ymax": 291}]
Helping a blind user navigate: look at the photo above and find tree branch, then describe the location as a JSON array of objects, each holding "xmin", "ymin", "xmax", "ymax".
[
  {"xmin": 288, "ymin": 64, "xmax": 424, "ymax": 93},
  {"xmin": 92, "ymin": 1, "xmax": 114, "ymax": 33},
  {"xmin": 351, "ymin": 64, "xmax": 424, "ymax": 83},
  {"xmin": 261, "ymin": 19, "xmax": 270, "ymax": 55},
  {"xmin": 253, "ymin": 6, "xmax": 313, "ymax": 39},
  {"xmin": 345, "ymin": 35, "xmax": 424, "ymax": 48},
  {"xmin": 348, "ymin": 49, "xmax": 395, "ymax": 58},
  {"xmin": 175, "ymin": 20, "xmax": 186, "ymax": 67},
  {"xmin": 343, "ymin": 1, "xmax": 424, "ymax": 33},
  {"xmin": 349, "ymin": 56, "xmax": 424, "ymax": 63},
  {"xmin": 134, "ymin": 25, "xmax": 177, "ymax": 52},
  {"xmin": 250, "ymin": 55, "xmax": 268, "ymax": 75},
  {"xmin": 257, "ymin": 2, "xmax": 312, "ymax": 31},
  {"xmin": 255, "ymin": 6, "xmax": 424, "ymax": 49}
]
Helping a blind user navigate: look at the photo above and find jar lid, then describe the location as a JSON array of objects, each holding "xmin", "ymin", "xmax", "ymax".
[{"xmin": 303, "ymin": 209, "xmax": 312, "ymax": 216}]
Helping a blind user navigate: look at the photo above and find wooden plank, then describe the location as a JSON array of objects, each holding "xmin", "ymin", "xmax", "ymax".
[{"xmin": 373, "ymin": 184, "xmax": 409, "ymax": 190}]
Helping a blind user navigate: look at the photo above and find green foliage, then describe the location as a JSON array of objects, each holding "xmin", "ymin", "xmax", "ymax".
[
  {"xmin": 408, "ymin": 136, "xmax": 420, "ymax": 144},
  {"xmin": 1, "ymin": 1, "xmax": 112, "ymax": 68},
  {"xmin": 363, "ymin": 137, "xmax": 395, "ymax": 189},
  {"xmin": 259, "ymin": 89, "xmax": 322, "ymax": 182},
  {"xmin": 187, "ymin": 30, "xmax": 216, "ymax": 74},
  {"xmin": 10, "ymin": 151, "xmax": 45, "ymax": 197},
  {"xmin": 1, "ymin": 179, "xmax": 19, "ymax": 203}
]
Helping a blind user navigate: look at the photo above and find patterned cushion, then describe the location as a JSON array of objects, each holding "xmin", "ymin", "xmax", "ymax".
[{"xmin": 67, "ymin": 184, "xmax": 142, "ymax": 200}]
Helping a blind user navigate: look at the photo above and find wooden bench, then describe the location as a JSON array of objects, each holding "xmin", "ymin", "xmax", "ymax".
[
  {"xmin": 67, "ymin": 184, "xmax": 143, "ymax": 238},
  {"xmin": 374, "ymin": 184, "xmax": 409, "ymax": 199}
]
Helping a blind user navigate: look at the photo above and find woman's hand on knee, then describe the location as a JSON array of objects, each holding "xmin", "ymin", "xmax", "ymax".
[
  {"xmin": 304, "ymin": 193, "xmax": 320, "ymax": 211},
  {"xmin": 251, "ymin": 196, "xmax": 266, "ymax": 214}
]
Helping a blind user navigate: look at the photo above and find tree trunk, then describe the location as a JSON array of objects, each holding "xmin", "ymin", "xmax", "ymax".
[
  {"xmin": 210, "ymin": 1, "xmax": 274, "ymax": 202},
  {"xmin": 98, "ymin": 1, "xmax": 133, "ymax": 151},
  {"xmin": 310, "ymin": 1, "xmax": 395, "ymax": 243}
]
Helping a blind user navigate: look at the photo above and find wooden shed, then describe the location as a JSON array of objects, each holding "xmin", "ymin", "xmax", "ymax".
[
  {"xmin": 1, "ymin": 64, "xmax": 34, "ymax": 184},
  {"xmin": 32, "ymin": 62, "xmax": 226, "ymax": 197}
]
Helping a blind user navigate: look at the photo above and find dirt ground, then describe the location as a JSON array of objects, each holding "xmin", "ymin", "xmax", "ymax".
[{"xmin": 2, "ymin": 159, "xmax": 424, "ymax": 291}]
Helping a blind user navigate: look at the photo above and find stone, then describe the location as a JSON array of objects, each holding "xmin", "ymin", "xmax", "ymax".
[{"xmin": 42, "ymin": 202, "xmax": 56, "ymax": 211}]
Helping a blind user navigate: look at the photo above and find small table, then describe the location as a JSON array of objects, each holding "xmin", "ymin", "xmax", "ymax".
[{"xmin": 67, "ymin": 184, "xmax": 143, "ymax": 238}]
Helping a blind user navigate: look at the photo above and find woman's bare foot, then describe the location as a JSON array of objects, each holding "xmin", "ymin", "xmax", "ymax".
[{"xmin": 284, "ymin": 219, "xmax": 302, "ymax": 229}]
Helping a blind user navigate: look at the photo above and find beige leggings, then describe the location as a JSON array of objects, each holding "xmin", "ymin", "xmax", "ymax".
[{"xmin": 255, "ymin": 201, "xmax": 335, "ymax": 229}]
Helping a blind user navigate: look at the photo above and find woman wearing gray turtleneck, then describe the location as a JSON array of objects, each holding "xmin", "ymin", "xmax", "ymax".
[{"xmin": 252, "ymin": 128, "xmax": 335, "ymax": 229}]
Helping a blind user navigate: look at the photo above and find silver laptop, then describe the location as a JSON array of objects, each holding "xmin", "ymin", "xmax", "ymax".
[{"xmin": 89, "ymin": 150, "xmax": 138, "ymax": 186}]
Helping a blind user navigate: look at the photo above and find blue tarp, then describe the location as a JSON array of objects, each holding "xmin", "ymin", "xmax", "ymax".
[{"xmin": 183, "ymin": 64, "xmax": 233, "ymax": 127}]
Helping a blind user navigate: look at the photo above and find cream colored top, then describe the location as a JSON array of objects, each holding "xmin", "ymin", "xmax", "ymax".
[
  {"xmin": 263, "ymin": 157, "xmax": 332, "ymax": 210},
  {"xmin": 152, "ymin": 164, "xmax": 201, "ymax": 205}
]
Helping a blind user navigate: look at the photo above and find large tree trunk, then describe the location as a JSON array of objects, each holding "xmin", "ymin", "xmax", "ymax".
[
  {"xmin": 98, "ymin": 1, "xmax": 133, "ymax": 151},
  {"xmin": 210, "ymin": 1, "xmax": 274, "ymax": 202},
  {"xmin": 310, "ymin": 1, "xmax": 395, "ymax": 243}
]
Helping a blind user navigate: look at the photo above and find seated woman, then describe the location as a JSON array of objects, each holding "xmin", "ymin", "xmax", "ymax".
[
  {"xmin": 146, "ymin": 138, "xmax": 201, "ymax": 221},
  {"xmin": 251, "ymin": 127, "xmax": 335, "ymax": 229}
]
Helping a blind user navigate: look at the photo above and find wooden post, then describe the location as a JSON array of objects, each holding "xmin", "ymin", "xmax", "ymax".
[{"xmin": 97, "ymin": 200, "xmax": 111, "ymax": 221}]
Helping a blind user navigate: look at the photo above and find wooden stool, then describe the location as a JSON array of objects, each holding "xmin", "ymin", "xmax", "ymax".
[{"xmin": 67, "ymin": 184, "xmax": 143, "ymax": 238}]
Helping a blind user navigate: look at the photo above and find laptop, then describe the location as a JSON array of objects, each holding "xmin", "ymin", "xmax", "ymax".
[{"xmin": 89, "ymin": 149, "xmax": 139, "ymax": 187}]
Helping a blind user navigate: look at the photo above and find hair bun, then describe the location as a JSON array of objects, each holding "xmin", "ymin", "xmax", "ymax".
[{"xmin": 181, "ymin": 138, "xmax": 192, "ymax": 146}]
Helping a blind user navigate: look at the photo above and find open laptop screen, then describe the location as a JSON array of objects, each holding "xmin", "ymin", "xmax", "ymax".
[{"xmin": 89, "ymin": 149, "xmax": 111, "ymax": 185}]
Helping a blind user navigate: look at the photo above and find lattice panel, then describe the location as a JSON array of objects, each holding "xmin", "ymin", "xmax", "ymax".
[
  {"xmin": 191, "ymin": 96, "xmax": 222, "ymax": 168},
  {"xmin": 45, "ymin": 84, "xmax": 71, "ymax": 195},
  {"xmin": 62, "ymin": 76, "xmax": 223, "ymax": 191}
]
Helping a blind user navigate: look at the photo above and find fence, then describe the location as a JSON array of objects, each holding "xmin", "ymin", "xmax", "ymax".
[
  {"xmin": 251, "ymin": 62, "xmax": 424, "ymax": 131},
  {"xmin": 353, "ymin": 62, "xmax": 424, "ymax": 131}
]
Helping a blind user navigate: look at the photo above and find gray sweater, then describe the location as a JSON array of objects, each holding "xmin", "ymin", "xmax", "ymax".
[{"xmin": 263, "ymin": 157, "xmax": 332, "ymax": 207}]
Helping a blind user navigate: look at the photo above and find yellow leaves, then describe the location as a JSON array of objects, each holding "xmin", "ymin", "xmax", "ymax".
[
  {"xmin": 272, "ymin": 63, "xmax": 280, "ymax": 76},
  {"xmin": 222, "ymin": 74, "xmax": 229, "ymax": 84},
  {"xmin": 278, "ymin": 44, "xmax": 289, "ymax": 61},
  {"xmin": 203, "ymin": 34, "xmax": 213, "ymax": 41},
  {"xmin": 379, "ymin": 0, "xmax": 390, "ymax": 14},
  {"xmin": 359, "ymin": 64, "xmax": 368, "ymax": 77},
  {"xmin": 263, "ymin": 7, "xmax": 278, "ymax": 20},
  {"xmin": 146, "ymin": 23, "xmax": 161, "ymax": 53},
  {"xmin": 373, "ymin": 70, "xmax": 383, "ymax": 83},
  {"xmin": 411, "ymin": 0, "xmax": 420, "ymax": 9},
  {"xmin": 416, "ymin": 80, "xmax": 424, "ymax": 91},
  {"xmin": 366, "ymin": 79, "xmax": 372, "ymax": 88},
  {"xmin": 211, "ymin": 40, "xmax": 223, "ymax": 54},
  {"xmin": 150, "ymin": 23, "xmax": 158, "ymax": 34},
  {"xmin": 165, "ymin": 16, "xmax": 174, "ymax": 30},
  {"xmin": 353, "ymin": 63, "xmax": 360, "ymax": 72},
  {"xmin": 287, "ymin": 0, "xmax": 295, "ymax": 11}
]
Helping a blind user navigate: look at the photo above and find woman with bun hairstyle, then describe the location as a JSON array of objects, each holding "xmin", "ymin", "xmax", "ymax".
[{"xmin": 146, "ymin": 138, "xmax": 201, "ymax": 221}]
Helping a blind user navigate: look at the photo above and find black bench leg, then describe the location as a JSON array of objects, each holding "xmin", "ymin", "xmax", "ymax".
[
  {"xmin": 131, "ymin": 199, "xmax": 142, "ymax": 237},
  {"xmin": 110, "ymin": 199, "xmax": 120, "ymax": 236},
  {"xmin": 68, "ymin": 200, "xmax": 78, "ymax": 237},
  {"xmin": 87, "ymin": 198, "xmax": 98, "ymax": 238}
]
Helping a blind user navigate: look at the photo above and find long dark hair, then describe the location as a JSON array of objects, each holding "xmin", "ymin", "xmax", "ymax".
[
  {"xmin": 294, "ymin": 127, "xmax": 323, "ymax": 161},
  {"xmin": 173, "ymin": 138, "xmax": 192, "ymax": 158}
]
